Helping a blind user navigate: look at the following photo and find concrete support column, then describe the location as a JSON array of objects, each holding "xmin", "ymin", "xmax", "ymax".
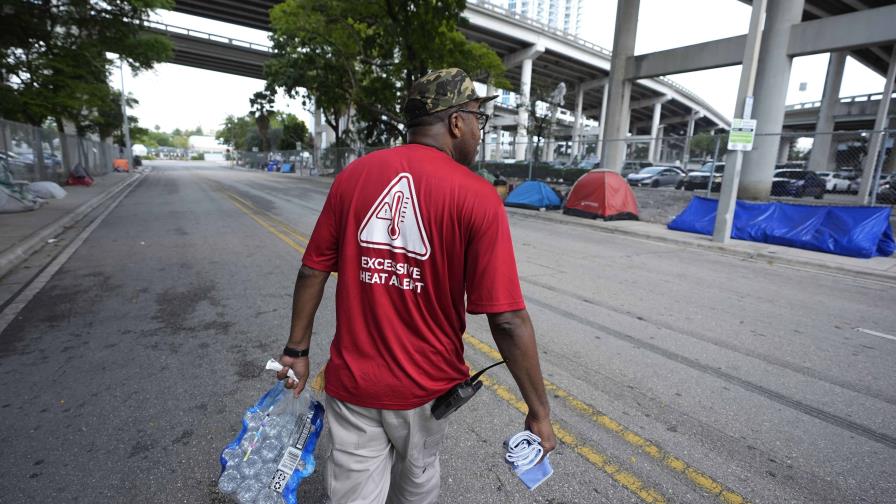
[
  {"xmin": 515, "ymin": 58, "xmax": 534, "ymax": 160},
  {"xmin": 600, "ymin": 0, "xmax": 639, "ymax": 172},
  {"xmin": 858, "ymin": 45, "xmax": 896, "ymax": 203},
  {"xmin": 681, "ymin": 113, "xmax": 696, "ymax": 168},
  {"xmin": 777, "ymin": 137, "xmax": 791, "ymax": 163},
  {"xmin": 648, "ymin": 102, "xmax": 662, "ymax": 162},
  {"xmin": 597, "ymin": 82, "xmax": 609, "ymax": 163},
  {"xmin": 484, "ymin": 84, "xmax": 498, "ymax": 161},
  {"xmin": 655, "ymin": 124, "xmax": 665, "ymax": 163},
  {"xmin": 886, "ymin": 124, "xmax": 896, "ymax": 173},
  {"xmin": 739, "ymin": 0, "xmax": 805, "ymax": 200},
  {"xmin": 313, "ymin": 106, "xmax": 323, "ymax": 171},
  {"xmin": 573, "ymin": 85, "xmax": 584, "ymax": 158},
  {"xmin": 60, "ymin": 119, "xmax": 80, "ymax": 174},
  {"xmin": 808, "ymin": 52, "xmax": 847, "ymax": 173}
]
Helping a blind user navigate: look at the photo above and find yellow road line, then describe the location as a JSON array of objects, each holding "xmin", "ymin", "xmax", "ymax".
[
  {"xmin": 463, "ymin": 333, "xmax": 750, "ymax": 504},
  {"xmin": 225, "ymin": 194, "xmax": 306, "ymax": 254},
  {"xmin": 225, "ymin": 191, "xmax": 310, "ymax": 245},
  {"xmin": 466, "ymin": 362, "xmax": 666, "ymax": 504},
  {"xmin": 222, "ymin": 192, "xmax": 338, "ymax": 283}
]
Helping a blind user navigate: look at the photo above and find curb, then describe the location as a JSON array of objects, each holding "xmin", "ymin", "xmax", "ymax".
[
  {"xmin": 505, "ymin": 207, "xmax": 896, "ymax": 285},
  {"xmin": 0, "ymin": 170, "xmax": 148, "ymax": 280}
]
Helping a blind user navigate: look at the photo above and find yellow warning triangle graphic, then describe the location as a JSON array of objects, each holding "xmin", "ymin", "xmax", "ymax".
[{"xmin": 358, "ymin": 173, "xmax": 431, "ymax": 260}]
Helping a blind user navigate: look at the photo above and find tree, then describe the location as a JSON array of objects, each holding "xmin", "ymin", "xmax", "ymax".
[
  {"xmin": 522, "ymin": 82, "xmax": 559, "ymax": 165},
  {"xmin": 277, "ymin": 113, "xmax": 310, "ymax": 151},
  {"xmin": 0, "ymin": 0, "xmax": 173, "ymax": 134},
  {"xmin": 266, "ymin": 0, "xmax": 507, "ymax": 147},
  {"xmin": 249, "ymin": 91, "xmax": 276, "ymax": 152},
  {"xmin": 690, "ymin": 132, "xmax": 728, "ymax": 160}
]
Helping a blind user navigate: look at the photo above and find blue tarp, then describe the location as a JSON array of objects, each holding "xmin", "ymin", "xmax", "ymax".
[
  {"xmin": 504, "ymin": 181, "xmax": 562, "ymax": 210},
  {"xmin": 281, "ymin": 163, "xmax": 294, "ymax": 173},
  {"xmin": 668, "ymin": 196, "xmax": 895, "ymax": 258}
]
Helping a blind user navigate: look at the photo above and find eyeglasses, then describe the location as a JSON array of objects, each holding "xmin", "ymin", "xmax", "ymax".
[{"xmin": 455, "ymin": 109, "xmax": 490, "ymax": 131}]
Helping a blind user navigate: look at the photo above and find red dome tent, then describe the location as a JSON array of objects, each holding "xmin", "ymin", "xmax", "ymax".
[{"xmin": 563, "ymin": 169, "xmax": 639, "ymax": 220}]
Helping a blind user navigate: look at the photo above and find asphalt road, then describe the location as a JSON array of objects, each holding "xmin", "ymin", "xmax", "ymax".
[{"xmin": 1, "ymin": 161, "xmax": 894, "ymax": 504}]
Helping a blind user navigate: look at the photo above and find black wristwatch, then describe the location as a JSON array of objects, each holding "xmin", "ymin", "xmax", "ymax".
[{"xmin": 283, "ymin": 346, "xmax": 310, "ymax": 358}]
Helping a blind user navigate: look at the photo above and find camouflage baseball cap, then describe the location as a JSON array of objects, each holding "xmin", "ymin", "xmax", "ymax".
[{"xmin": 403, "ymin": 68, "xmax": 498, "ymax": 121}]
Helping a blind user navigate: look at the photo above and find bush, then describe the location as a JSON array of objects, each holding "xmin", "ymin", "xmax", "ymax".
[{"xmin": 190, "ymin": 153, "xmax": 205, "ymax": 161}]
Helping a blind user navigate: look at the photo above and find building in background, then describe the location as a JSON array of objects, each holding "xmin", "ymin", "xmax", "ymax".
[{"xmin": 499, "ymin": 0, "xmax": 583, "ymax": 35}]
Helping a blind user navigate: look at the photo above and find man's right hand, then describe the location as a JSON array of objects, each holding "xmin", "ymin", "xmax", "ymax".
[
  {"xmin": 276, "ymin": 354, "xmax": 310, "ymax": 397},
  {"xmin": 525, "ymin": 412, "xmax": 557, "ymax": 459}
]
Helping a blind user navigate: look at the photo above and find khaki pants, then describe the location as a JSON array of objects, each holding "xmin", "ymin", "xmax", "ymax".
[{"xmin": 324, "ymin": 394, "xmax": 449, "ymax": 504}]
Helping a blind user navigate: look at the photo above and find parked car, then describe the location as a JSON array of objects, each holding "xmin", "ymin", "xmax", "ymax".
[
  {"xmin": 627, "ymin": 166, "xmax": 685, "ymax": 187},
  {"xmin": 678, "ymin": 162, "xmax": 725, "ymax": 191},
  {"xmin": 775, "ymin": 161, "xmax": 806, "ymax": 171},
  {"xmin": 844, "ymin": 174, "xmax": 893, "ymax": 196},
  {"xmin": 816, "ymin": 171, "xmax": 852, "ymax": 193},
  {"xmin": 770, "ymin": 169, "xmax": 825, "ymax": 199},
  {"xmin": 620, "ymin": 160, "xmax": 652, "ymax": 178},
  {"xmin": 878, "ymin": 182, "xmax": 896, "ymax": 204},
  {"xmin": 0, "ymin": 150, "xmax": 33, "ymax": 177}
]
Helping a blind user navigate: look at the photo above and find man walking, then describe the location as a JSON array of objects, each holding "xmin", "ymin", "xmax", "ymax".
[{"xmin": 277, "ymin": 68, "xmax": 556, "ymax": 503}]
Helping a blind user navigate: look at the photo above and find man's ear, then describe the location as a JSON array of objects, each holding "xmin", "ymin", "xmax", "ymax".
[{"xmin": 447, "ymin": 111, "xmax": 463, "ymax": 139}]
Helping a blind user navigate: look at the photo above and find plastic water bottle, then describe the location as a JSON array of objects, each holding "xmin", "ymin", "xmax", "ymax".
[
  {"xmin": 219, "ymin": 361, "xmax": 326, "ymax": 503},
  {"xmin": 218, "ymin": 468, "xmax": 241, "ymax": 494}
]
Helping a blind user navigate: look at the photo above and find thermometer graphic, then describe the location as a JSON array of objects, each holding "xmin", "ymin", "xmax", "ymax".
[{"xmin": 388, "ymin": 192, "xmax": 403, "ymax": 240}]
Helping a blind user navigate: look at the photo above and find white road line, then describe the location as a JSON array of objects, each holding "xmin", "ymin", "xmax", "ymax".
[
  {"xmin": 855, "ymin": 327, "xmax": 896, "ymax": 342},
  {"xmin": 0, "ymin": 173, "xmax": 146, "ymax": 335}
]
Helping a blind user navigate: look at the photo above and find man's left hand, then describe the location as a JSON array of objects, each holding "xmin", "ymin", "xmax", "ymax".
[{"xmin": 277, "ymin": 354, "xmax": 310, "ymax": 397}]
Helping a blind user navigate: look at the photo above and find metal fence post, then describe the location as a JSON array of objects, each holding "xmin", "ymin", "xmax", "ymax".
[
  {"xmin": 706, "ymin": 135, "xmax": 721, "ymax": 198},
  {"xmin": 0, "ymin": 120, "xmax": 9, "ymax": 161},
  {"xmin": 869, "ymin": 129, "xmax": 890, "ymax": 206},
  {"xmin": 33, "ymin": 126, "xmax": 46, "ymax": 181}
]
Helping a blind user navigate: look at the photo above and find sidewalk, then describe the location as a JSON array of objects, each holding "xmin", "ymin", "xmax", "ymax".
[
  {"xmin": 0, "ymin": 171, "xmax": 142, "ymax": 278},
  {"xmin": 505, "ymin": 207, "xmax": 896, "ymax": 284}
]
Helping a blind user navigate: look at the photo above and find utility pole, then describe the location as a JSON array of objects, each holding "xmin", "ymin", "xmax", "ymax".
[
  {"xmin": 120, "ymin": 58, "xmax": 133, "ymax": 168},
  {"xmin": 712, "ymin": 0, "xmax": 766, "ymax": 243}
]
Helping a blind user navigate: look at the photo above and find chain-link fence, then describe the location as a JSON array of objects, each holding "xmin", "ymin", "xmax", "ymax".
[
  {"xmin": 234, "ymin": 146, "xmax": 389, "ymax": 176},
  {"xmin": 471, "ymin": 129, "xmax": 895, "ymax": 205},
  {"xmin": 228, "ymin": 128, "xmax": 894, "ymax": 209},
  {"xmin": 1, "ymin": 118, "xmax": 119, "ymax": 184}
]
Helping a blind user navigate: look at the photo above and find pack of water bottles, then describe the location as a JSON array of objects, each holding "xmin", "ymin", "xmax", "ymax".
[{"xmin": 218, "ymin": 360, "xmax": 326, "ymax": 503}]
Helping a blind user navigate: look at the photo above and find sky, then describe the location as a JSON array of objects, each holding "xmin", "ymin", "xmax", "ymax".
[{"xmin": 116, "ymin": 1, "xmax": 888, "ymax": 136}]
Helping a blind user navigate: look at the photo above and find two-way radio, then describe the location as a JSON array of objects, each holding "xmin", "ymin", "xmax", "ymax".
[{"xmin": 431, "ymin": 360, "xmax": 506, "ymax": 420}]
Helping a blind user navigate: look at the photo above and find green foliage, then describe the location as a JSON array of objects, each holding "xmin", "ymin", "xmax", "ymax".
[
  {"xmin": 130, "ymin": 125, "xmax": 199, "ymax": 150},
  {"xmin": 266, "ymin": 0, "xmax": 507, "ymax": 146},
  {"xmin": 0, "ymin": 0, "xmax": 172, "ymax": 133},
  {"xmin": 249, "ymin": 91, "xmax": 276, "ymax": 151},
  {"xmin": 217, "ymin": 115, "xmax": 257, "ymax": 151},
  {"xmin": 690, "ymin": 133, "xmax": 728, "ymax": 159},
  {"xmin": 277, "ymin": 113, "xmax": 310, "ymax": 151},
  {"xmin": 190, "ymin": 153, "xmax": 205, "ymax": 161},
  {"xmin": 217, "ymin": 112, "xmax": 310, "ymax": 153}
]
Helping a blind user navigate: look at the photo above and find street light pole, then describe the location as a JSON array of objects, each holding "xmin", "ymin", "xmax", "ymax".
[
  {"xmin": 712, "ymin": 0, "xmax": 766, "ymax": 243},
  {"xmin": 119, "ymin": 58, "xmax": 133, "ymax": 168}
]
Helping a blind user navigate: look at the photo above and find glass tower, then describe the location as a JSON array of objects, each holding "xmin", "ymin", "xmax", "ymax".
[{"xmin": 499, "ymin": 0, "xmax": 583, "ymax": 35}]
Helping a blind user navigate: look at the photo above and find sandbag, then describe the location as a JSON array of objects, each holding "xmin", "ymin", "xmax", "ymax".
[
  {"xmin": 28, "ymin": 181, "xmax": 67, "ymax": 199},
  {"xmin": 0, "ymin": 185, "xmax": 42, "ymax": 213}
]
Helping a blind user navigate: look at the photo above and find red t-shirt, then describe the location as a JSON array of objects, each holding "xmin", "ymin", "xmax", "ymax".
[{"xmin": 302, "ymin": 144, "xmax": 526, "ymax": 409}]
